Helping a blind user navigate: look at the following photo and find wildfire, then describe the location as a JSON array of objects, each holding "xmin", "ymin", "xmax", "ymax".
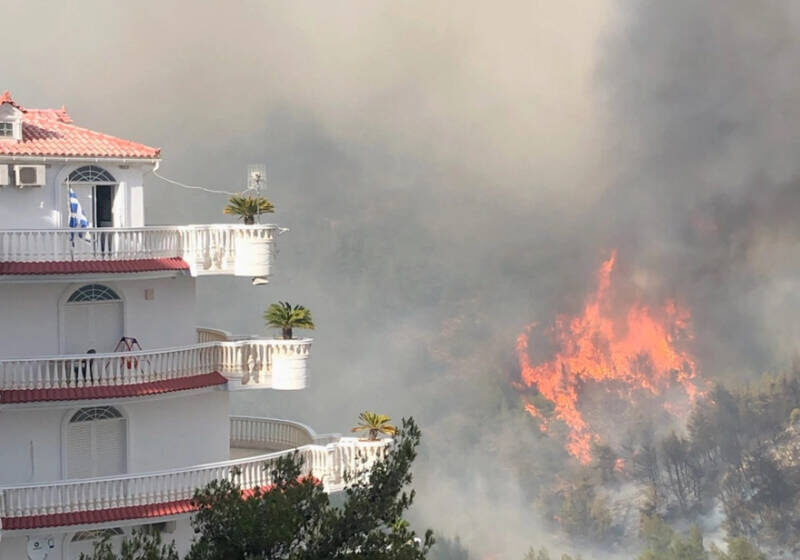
[{"xmin": 516, "ymin": 251, "xmax": 700, "ymax": 464}]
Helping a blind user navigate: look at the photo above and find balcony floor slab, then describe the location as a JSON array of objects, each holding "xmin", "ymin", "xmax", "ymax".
[
  {"xmin": 0, "ymin": 372, "xmax": 227, "ymax": 404},
  {"xmin": 1, "ymin": 499, "xmax": 197, "ymax": 531},
  {"xmin": 0, "ymin": 257, "xmax": 190, "ymax": 276}
]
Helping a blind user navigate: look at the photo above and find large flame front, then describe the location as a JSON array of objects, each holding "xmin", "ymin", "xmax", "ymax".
[{"xmin": 516, "ymin": 251, "xmax": 699, "ymax": 464}]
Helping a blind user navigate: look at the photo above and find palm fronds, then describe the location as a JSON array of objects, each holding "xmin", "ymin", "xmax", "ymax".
[
  {"xmin": 223, "ymin": 195, "xmax": 275, "ymax": 224},
  {"xmin": 351, "ymin": 411, "xmax": 397, "ymax": 441},
  {"xmin": 264, "ymin": 301, "xmax": 315, "ymax": 339}
]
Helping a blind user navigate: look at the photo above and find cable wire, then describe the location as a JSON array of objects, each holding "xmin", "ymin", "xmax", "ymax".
[{"xmin": 152, "ymin": 167, "xmax": 256, "ymax": 196}]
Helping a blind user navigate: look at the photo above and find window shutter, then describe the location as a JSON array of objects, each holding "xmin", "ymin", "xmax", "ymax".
[
  {"xmin": 67, "ymin": 423, "xmax": 93, "ymax": 478},
  {"xmin": 0, "ymin": 165, "xmax": 8, "ymax": 186},
  {"xmin": 93, "ymin": 418, "xmax": 126, "ymax": 476}
]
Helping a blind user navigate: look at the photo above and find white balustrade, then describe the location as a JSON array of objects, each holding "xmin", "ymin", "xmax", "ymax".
[
  {"xmin": 0, "ymin": 339, "xmax": 312, "ymax": 393},
  {"xmin": 196, "ymin": 327, "xmax": 234, "ymax": 344},
  {"xmin": 0, "ymin": 224, "xmax": 279, "ymax": 277},
  {"xmin": 0, "ymin": 431, "xmax": 390, "ymax": 523},
  {"xmin": 230, "ymin": 416, "xmax": 322, "ymax": 449}
]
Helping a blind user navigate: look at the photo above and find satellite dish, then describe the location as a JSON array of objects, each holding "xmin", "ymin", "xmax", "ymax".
[{"xmin": 27, "ymin": 535, "xmax": 55, "ymax": 560}]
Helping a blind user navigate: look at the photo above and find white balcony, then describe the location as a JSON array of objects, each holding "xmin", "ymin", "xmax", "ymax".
[
  {"xmin": 0, "ymin": 417, "xmax": 390, "ymax": 531},
  {"xmin": 230, "ymin": 415, "xmax": 342, "ymax": 455},
  {"xmin": 0, "ymin": 336, "xmax": 312, "ymax": 402},
  {"xmin": 0, "ymin": 224, "xmax": 280, "ymax": 277}
]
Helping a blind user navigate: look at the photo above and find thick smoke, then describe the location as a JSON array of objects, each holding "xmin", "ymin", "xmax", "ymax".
[
  {"xmin": 597, "ymin": 0, "xmax": 800, "ymax": 376},
  {"xmin": 5, "ymin": 0, "xmax": 800, "ymax": 557}
]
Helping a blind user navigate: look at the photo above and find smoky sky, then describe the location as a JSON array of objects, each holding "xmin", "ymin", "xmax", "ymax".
[
  {"xmin": 5, "ymin": 0, "xmax": 800, "ymax": 556},
  {"xmin": 599, "ymin": 0, "xmax": 800, "ymax": 375}
]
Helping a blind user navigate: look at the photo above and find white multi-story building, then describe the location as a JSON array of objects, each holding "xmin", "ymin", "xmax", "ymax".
[{"xmin": 0, "ymin": 92, "xmax": 385, "ymax": 559}]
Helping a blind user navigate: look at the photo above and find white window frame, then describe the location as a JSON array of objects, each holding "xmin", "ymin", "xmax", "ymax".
[
  {"xmin": 58, "ymin": 282, "xmax": 127, "ymax": 354},
  {"xmin": 61, "ymin": 405, "xmax": 129, "ymax": 479},
  {"xmin": 60, "ymin": 164, "xmax": 122, "ymax": 228}
]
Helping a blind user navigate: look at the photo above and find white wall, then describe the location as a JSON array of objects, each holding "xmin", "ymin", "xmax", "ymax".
[
  {"xmin": 0, "ymin": 283, "xmax": 59, "ymax": 356},
  {"xmin": 0, "ymin": 406, "xmax": 64, "ymax": 483},
  {"xmin": 0, "ymin": 160, "xmax": 152, "ymax": 229},
  {"xmin": 0, "ymin": 534, "xmax": 30, "ymax": 559},
  {"xmin": 0, "ymin": 162, "xmax": 62, "ymax": 228},
  {"xmin": 0, "ymin": 391, "xmax": 229, "ymax": 485},
  {"xmin": 0, "ymin": 514, "xmax": 197, "ymax": 560},
  {"xmin": 127, "ymin": 391, "xmax": 229, "ymax": 473},
  {"xmin": 0, "ymin": 276, "xmax": 197, "ymax": 357},
  {"xmin": 116, "ymin": 276, "xmax": 198, "ymax": 352}
]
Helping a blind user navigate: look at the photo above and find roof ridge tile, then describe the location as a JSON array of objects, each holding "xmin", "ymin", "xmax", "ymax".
[{"xmin": 0, "ymin": 94, "xmax": 160, "ymax": 158}]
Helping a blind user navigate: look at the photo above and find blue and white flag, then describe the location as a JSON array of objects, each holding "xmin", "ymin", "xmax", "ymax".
[{"xmin": 68, "ymin": 187, "xmax": 91, "ymax": 241}]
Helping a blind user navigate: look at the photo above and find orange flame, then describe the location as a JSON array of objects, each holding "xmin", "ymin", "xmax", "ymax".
[{"xmin": 516, "ymin": 251, "xmax": 699, "ymax": 464}]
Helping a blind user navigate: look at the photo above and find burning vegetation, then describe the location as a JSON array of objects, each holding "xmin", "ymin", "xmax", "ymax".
[
  {"xmin": 506, "ymin": 253, "xmax": 800, "ymax": 558},
  {"xmin": 516, "ymin": 251, "xmax": 701, "ymax": 463}
]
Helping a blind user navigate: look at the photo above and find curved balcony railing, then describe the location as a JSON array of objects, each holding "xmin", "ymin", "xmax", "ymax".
[
  {"xmin": 196, "ymin": 326, "xmax": 235, "ymax": 343},
  {"xmin": 230, "ymin": 416, "xmax": 341, "ymax": 450},
  {"xmin": 0, "ymin": 425, "xmax": 390, "ymax": 524},
  {"xmin": 0, "ymin": 224, "xmax": 281, "ymax": 277},
  {"xmin": 0, "ymin": 337, "xmax": 312, "ymax": 396}
]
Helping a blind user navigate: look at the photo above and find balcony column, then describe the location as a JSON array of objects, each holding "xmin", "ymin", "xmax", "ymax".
[
  {"xmin": 129, "ymin": 183, "xmax": 144, "ymax": 227},
  {"xmin": 113, "ymin": 180, "xmax": 128, "ymax": 227}
]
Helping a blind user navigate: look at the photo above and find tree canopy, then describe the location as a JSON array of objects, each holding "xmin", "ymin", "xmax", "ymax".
[{"xmin": 81, "ymin": 418, "xmax": 432, "ymax": 560}]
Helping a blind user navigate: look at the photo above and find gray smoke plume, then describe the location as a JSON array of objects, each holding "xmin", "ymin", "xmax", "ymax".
[
  {"xmin": 5, "ymin": 0, "xmax": 800, "ymax": 557},
  {"xmin": 599, "ymin": 0, "xmax": 800, "ymax": 376}
]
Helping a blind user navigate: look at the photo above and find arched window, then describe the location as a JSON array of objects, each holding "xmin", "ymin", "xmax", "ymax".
[
  {"xmin": 70, "ymin": 527, "xmax": 125, "ymax": 558},
  {"xmin": 72, "ymin": 528, "xmax": 124, "ymax": 542},
  {"xmin": 67, "ymin": 284, "xmax": 121, "ymax": 303},
  {"xmin": 66, "ymin": 405, "xmax": 126, "ymax": 478},
  {"xmin": 62, "ymin": 284, "xmax": 124, "ymax": 354},
  {"xmin": 70, "ymin": 406, "xmax": 123, "ymax": 422},
  {"xmin": 68, "ymin": 165, "xmax": 116, "ymax": 184}
]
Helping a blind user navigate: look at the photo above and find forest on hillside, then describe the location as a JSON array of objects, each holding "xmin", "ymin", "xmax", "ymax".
[{"xmin": 431, "ymin": 365, "xmax": 800, "ymax": 560}]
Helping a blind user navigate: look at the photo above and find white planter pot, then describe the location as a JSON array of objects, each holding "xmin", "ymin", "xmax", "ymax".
[
  {"xmin": 234, "ymin": 235, "xmax": 272, "ymax": 277},
  {"xmin": 271, "ymin": 342, "xmax": 310, "ymax": 390}
]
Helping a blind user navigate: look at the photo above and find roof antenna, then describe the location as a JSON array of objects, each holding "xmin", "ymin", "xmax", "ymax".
[
  {"xmin": 247, "ymin": 164, "xmax": 270, "ymax": 286},
  {"xmin": 247, "ymin": 164, "xmax": 266, "ymax": 205}
]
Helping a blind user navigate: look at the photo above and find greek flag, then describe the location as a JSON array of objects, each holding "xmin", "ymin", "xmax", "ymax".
[{"xmin": 68, "ymin": 188, "xmax": 91, "ymax": 241}]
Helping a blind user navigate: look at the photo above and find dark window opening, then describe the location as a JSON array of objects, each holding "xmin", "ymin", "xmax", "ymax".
[{"xmin": 95, "ymin": 185, "xmax": 114, "ymax": 227}]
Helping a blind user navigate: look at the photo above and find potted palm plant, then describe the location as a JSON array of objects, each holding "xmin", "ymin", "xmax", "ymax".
[
  {"xmin": 264, "ymin": 301, "xmax": 315, "ymax": 339},
  {"xmin": 223, "ymin": 194, "xmax": 275, "ymax": 225},
  {"xmin": 225, "ymin": 195, "xmax": 276, "ymax": 277},
  {"xmin": 351, "ymin": 411, "xmax": 397, "ymax": 441},
  {"xmin": 264, "ymin": 302, "xmax": 314, "ymax": 390}
]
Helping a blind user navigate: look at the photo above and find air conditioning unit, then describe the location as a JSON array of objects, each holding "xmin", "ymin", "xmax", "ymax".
[
  {"xmin": 0, "ymin": 164, "xmax": 8, "ymax": 186},
  {"xmin": 13, "ymin": 164, "xmax": 45, "ymax": 187}
]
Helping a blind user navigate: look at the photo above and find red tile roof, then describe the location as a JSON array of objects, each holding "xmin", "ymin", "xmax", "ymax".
[
  {"xmin": 0, "ymin": 257, "xmax": 189, "ymax": 275},
  {"xmin": 0, "ymin": 90, "xmax": 22, "ymax": 110},
  {"xmin": 0, "ymin": 372, "xmax": 227, "ymax": 404},
  {"xmin": 1, "ymin": 499, "xmax": 196, "ymax": 531},
  {"xmin": 1, "ymin": 481, "xmax": 318, "ymax": 530},
  {"xmin": 0, "ymin": 91, "xmax": 160, "ymax": 159}
]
